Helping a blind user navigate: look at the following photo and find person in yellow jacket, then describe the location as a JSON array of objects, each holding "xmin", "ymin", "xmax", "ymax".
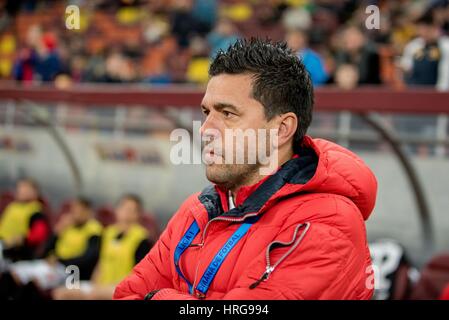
[
  {"xmin": 0, "ymin": 178, "xmax": 50, "ymax": 261},
  {"xmin": 43, "ymin": 196, "xmax": 103, "ymax": 280},
  {"xmin": 0, "ymin": 197, "xmax": 103, "ymax": 299},
  {"xmin": 52, "ymin": 194, "xmax": 153, "ymax": 300}
]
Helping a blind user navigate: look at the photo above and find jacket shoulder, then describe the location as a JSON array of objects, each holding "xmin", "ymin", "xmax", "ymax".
[
  {"xmin": 287, "ymin": 194, "xmax": 367, "ymax": 246},
  {"xmin": 176, "ymin": 191, "xmax": 203, "ymax": 216},
  {"xmin": 162, "ymin": 191, "xmax": 205, "ymax": 235}
]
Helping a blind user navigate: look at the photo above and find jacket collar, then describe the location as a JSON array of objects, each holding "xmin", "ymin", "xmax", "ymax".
[{"xmin": 198, "ymin": 141, "xmax": 319, "ymax": 220}]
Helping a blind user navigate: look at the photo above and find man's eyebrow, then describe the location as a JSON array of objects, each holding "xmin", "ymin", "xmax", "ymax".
[
  {"xmin": 200, "ymin": 102, "xmax": 240, "ymax": 114},
  {"xmin": 212, "ymin": 102, "xmax": 240, "ymax": 113}
]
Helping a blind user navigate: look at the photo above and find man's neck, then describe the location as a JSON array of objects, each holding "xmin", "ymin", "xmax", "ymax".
[
  {"xmin": 230, "ymin": 147, "xmax": 294, "ymax": 197},
  {"xmin": 116, "ymin": 222, "xmax": 133, "ymax": 233},
  {"xmin": 75, "ymin": 218, "xmax": 89, "ymax": 228}
]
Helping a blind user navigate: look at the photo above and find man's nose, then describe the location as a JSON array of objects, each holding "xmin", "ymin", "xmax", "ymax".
[{"xmin": 199, "ymin": 113, "xmax": 219, "ymax": 137}]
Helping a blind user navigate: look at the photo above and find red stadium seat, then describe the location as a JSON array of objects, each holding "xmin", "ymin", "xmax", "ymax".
[
  {"xmin": 410, "ymin": 252, "xmax": 449, "ymax": 300},
  {"xmin": 140, "ymin": 213, "xmax": 159, "ymax": 242},
  {"xmin": 52, "ymin": 200, "xmax": 73, "ymax": 227},
  {"xmin": 95, "ymin": 206, "xmax": 115, "ymax": 226}
]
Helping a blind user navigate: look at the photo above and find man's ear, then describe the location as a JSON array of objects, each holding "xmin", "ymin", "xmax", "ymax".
[{"xmin": 276, "ymin": 112, "xmax": 298, "ymax": 148}]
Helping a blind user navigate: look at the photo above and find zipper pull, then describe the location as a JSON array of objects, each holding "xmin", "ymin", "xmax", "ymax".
[
  {"xmin": 249, "ymin": 266, "xmax": 274, "ymax": 289},
  {"xmin": 189, "ymin": 243, "xmax": 204, "ymax": 248}
]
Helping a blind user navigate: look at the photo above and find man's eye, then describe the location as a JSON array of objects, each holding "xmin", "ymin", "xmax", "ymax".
[{"xmin": 223, "ymin": 110, "xmax": 234, "ymax": 118}]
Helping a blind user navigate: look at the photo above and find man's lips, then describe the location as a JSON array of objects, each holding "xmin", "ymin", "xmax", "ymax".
[
  {"xmin": 204, "ymin": 145, "xmax": 223, "ymax": 157},
  {"xmin": 203, "ymin": 145, "xmax": 223, "ymax": 163}
]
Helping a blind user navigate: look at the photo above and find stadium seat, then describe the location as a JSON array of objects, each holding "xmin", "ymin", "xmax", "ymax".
[
  {"xmin": 410, "ymin": 252, "xmax": 449, "ymax": 299},
  {"xmin": 95, "ymin": 206, "xmax": 115, "ymax": 226},
  {"xmin": 140, "ymin": 213, "xmax": 159, "ymax": 242},
  {"xmin": 52, "ymin": 200, "xmax": 73, "ymax": 227}
]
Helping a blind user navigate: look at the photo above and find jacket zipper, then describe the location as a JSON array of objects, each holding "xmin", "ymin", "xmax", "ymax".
[
  {"xmin": 198, "ymin": 212, "xmax": 259, "ymax": 246},
  {"xmin": 249, "ymin": 222, "xmax": 311, "ymax": 289},
  {"xmin": 190, "ymin": 212, "xmax": 259, "ymax": 298}
]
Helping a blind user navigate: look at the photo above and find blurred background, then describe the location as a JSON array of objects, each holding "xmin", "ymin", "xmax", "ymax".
[{"xmin": 0, "ymin": 0, "xmax": 449, "ymax": 300}]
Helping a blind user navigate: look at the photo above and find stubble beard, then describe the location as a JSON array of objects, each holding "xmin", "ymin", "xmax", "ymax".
[{"xmin": 205, "ymin": 162, "xmax": 260, "ymax": 191}]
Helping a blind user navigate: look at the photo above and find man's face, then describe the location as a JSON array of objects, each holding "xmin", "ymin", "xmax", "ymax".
[
  {"xmin": 343, "ymin": 28, "xmax": 364, "ymax": 52},
  {"xmin": 15, "ymin": 181, "xmax": 38, "ymax": 202},
  {"xmin": 115, "ymin": 198, "xmax": 139, "ymax": 225},
  {"xmin": 200, "ymin": 73, "xmax": 275, "ymax": 190},
  {"xmin": 286, "ymin": 31, "xmax": 306, "ymax": 52},
  {"xmin": 417, "ymin": 24, "xmax": 438, "ymax": 43},
  {"xmin": 70, "ymin": 201, "xmax": 90, "ymax": 225}
]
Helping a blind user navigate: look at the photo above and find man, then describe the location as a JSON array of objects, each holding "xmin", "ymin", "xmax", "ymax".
[
  {"xmin": 0, "ymin": 178, "xmax": 50, "ymax": 261},
  {"xmin": 286, "ymin": 29, "xmax": 328, "ymax": 86},
  {"xmin": 0, "ymin": 197, "xmax": 102, "ymax": 299},
  {"xmin": 114, "ymin": 39, "xmax": 377, "ymax": 300},
  {"xmin": 42, "ymin": 196, "xmax": 102, "ymax": 281},
  {"xmin": 400, "ymin": 12, "xmax": 449, "ymax": 91},
  {"xmin": 53, "ymin": 194, "xmax": 152, "ymax": 300},
  {"xmin": 335, "ymin": 25, "xmax": 381, "ymax": 85}
]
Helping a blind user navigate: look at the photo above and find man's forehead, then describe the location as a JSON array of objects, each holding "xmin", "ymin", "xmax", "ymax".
[{"xmin": 201, "ymin": 73, "xmax": 254, "ymax": 107}]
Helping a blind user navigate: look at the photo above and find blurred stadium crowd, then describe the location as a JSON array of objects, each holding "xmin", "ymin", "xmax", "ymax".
[
  {"xmin": 0, "ymin": 0, "xmax": 448, "ymax": 90},
  {"xmin": 0, "ymin": 178, "xmax": 159, "ymax": 300}
]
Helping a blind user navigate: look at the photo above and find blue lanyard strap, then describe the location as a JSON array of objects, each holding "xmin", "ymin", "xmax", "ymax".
[
  {"xmin": 174, "ymin": 221, "xmax": 200, "ymax": 293},
  {"xmin": 195, "ymin": 220, "xmax": 255, "ymax": 294},
  {"xmin": 174, "ymin": 216, "xmax": 259, "ymax": 296}
]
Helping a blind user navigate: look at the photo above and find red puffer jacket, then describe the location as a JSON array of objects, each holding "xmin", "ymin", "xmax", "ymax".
[{"xmin": 114, "ymin": 136, "xmax": 377, "ymax": 300}]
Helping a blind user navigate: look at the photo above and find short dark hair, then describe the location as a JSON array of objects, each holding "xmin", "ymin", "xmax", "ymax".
[
  {"xmin": 17, "ymin": 177, "xmax": 40, "ymax": 194},
  {"xmin": 75, "ymin": 196, "xmax": 92, "ymax": 209},
  {"xmin": 416, "ymin": 11, "xmax": 435, "ymax": 26},
  {"xmin": 209, "ymin": 38, "xmax": 314, "ymax": 145},
  {"xmin": 121, "ymin": 193, "xmax": 143, "ymax": 213}
]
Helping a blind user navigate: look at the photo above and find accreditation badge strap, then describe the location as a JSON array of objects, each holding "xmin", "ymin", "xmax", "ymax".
[
  {"xmin": 195, "ymin": 219, "xmax": 256, "ymax": 294},
  {"xmin": 174, "ymin": 220, "xmax": 200, "ymax": 294},
  {"xmin": 175, "ymin": 216, "xmax": 259, "ymax": 296}
]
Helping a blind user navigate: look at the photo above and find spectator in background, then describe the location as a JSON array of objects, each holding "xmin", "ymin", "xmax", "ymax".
[
  {"xmin": 335, "ymin": 63, "xmax": 359, "ymax": 90},
  {"xmin": 12, "ymin": 48, "xmax": 34, "ymax": 82},
  {"xmin": 12, "ymin": 25, "xmax": 62, "ymax": 82},
  {"xmin": 431, "ymin": 0, "xmax": 449, "ymax": 35},
  {"xmin": 286, "ymin": 29, "xmax": 329, "ymax": 86},
  {"xmin": 282, "ymin": 5, "xmax": 312, "ymax": 32},
  {"xmin": 0, "ymin": 178, "xmax": 50, "ymax": 261},
  {"xmin": 0, "ymin": 197, "xmax": 103, "ymax": 300},
  {"xmin": 34, "ymin": 32, "xmax": 62, "ymax": 82},
  {"xmin": 0, "ymin": 0, "xmax": 22, "ymax": 32},
  {"xmin": 400, "ymin": 12, "xmax": 449, "ymax": 91},
  {"xmin": 52, "ymin": 194, "xmax": 152, "ymax": 300},
  {"xmin": 12, "ymin": 24, "xmax": 41, "ymax": 82},
  {"xmin": 103, "ymin": 49, "xmax": 138, "ymax": 83},
  {"xmin": 170, "ymin": 0, "xmax": 204, "ymax": 48},
  {"xmin": 83, "ymin": 47, "xmax": 108, "ymax": 83},
  {"xmin": 335, "ymin": 25, "xmax": 381, "ymax": 85},
  {"xmin": 390, "ymin": 11, "xmax": 417, "ymax": 56},
  {"xmin": 142, "ymin": 13, "xmax": 169, "ymax": 45},
  {"xmin": 186, "ymin": 36, "xmax": 210, "ymax": 85},
  {"xmin": 0, "ymin": 32, "xmax": 16, "ymax": 79},
  {"xmin": 191, "ymin": 0, "xmax": 217, "ymax": 33},
  {"xmin": 42, "ymin": 197, "xmax": 102, "ymax": 280},
  {"xmin": 207, "ymin": 18, "xmax": 239, "ymax": 58}
]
